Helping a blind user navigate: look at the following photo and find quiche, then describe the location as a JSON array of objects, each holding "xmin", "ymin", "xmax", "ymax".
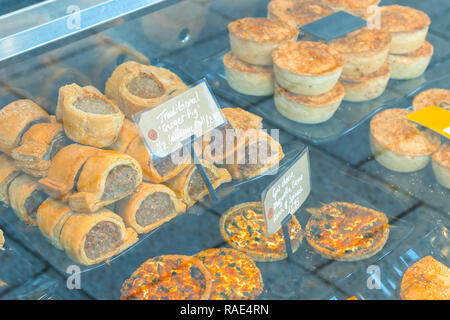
[
  {"xmin": 305, "ymin": 202, "xmax": 390, "ymax": 261},
  {"xmin": 120, "ymin": 255, "xmax": 212, "ymax": 300},
  {"xmin": 220, "ymin": 202, "xmax": 303, "ymax": 262},
  {"xmin": 195, "ymin": 248, "xmax": 264, "ymax": 300}
]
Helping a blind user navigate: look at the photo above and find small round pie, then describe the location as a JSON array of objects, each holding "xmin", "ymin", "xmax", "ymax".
[
  {"xmin": 228, "ymin": 17, "xmax": 298, "ymax": 66},
  {"xmin": 340, "ymin": 62, "xmax": 390, "ymax": 102},
  {"xmin": 267, "ymin": 0, "xmax": 333, "ymax": 29},
  {"xmin": 388, "ymin": 41, "xmax": 434, "ymax": 80},
  {"xmin": 195, "ymin": 248, "xmax": 264, "ymax": 300},
  {"xmin": 328, "ymin": 27, "xmax": 391, "ymax": 76},
  {"xmin": 432, "ymin": 142, "xmax": 450, "ymax": 189},
  {"xmin": 274, "ymin": 81, "xmax": 345, "ymax": 123},
  {"xmin": 220, "ymin": 202, "xmax": 303, "ymax": 262},
  {"xmin": 412, "ymin": 89, "xmax": 450, "ymax": 112},
  {"xmin": 370, "ymin": 108, "xmax": 441, "ymax": 173},
  {"xmin": 272, "ymin": 41, "xmax": 344, "ymax": 95},
  {"xmin": 370, "ymin": 5, "xmax": 431, "ymax": 54},
  {"xmin": 120, "ymin": 255, "xmax": 212, "ymax": 300},
  {"xmin": 320, "ymin": 0, "xmax": 380, "ymax": 17},
  {"xmin": 305, "ymin": 202, "xmax": 390, "ymax": 261},
  {"xmin": 223, "ymin": 51, "xmax": 274, "ymax": 96}
]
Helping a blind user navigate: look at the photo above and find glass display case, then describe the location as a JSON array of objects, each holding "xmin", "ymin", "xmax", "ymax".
[{"xmin": 0, "ymin": 0, "xmax": 448, "ymax": 301}]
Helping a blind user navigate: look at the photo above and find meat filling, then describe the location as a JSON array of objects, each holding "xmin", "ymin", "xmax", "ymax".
[
  {"xmin": 46, "ymin": 135, "xmax": 71, "ymax": 160},
  {"xmin": 24, "ymin": 190, "xmax": 47, "ymax": 221},
  {"xmin": 188, "ymin": 168, "xmax": 217, "ymax": 200},
  {"xmin": 74, "ymin": 97, "xmax": 116, "ymax": 114},
  {"xmin": 135, "ymin": 192, "xmax": 175, "ymax": 227},
  {"xmin": 102, "ymin": 165, "xmax": 138, "ymax": 200},
  {"xmin": 126, "ymin": 74, "xmax": 164, "ymax": 99},
  {"xmin": 84, "ymin": 221, "xmax": 122, "ymax": 260}
]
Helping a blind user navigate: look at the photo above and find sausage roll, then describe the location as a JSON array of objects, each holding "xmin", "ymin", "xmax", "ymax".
[
  {"xmin": 0, "ymin": 100, "xmax": 50, "ymax": 154},
  {"xmin": 105, "ymin": 61, "xmax": 188, "ymax": 118},
  {"xmin": 38, "ymin": 144, "xmax": 101, "ymax": 199},
  {"xmin": 109, "ymin": 118, "xmax": 140, "ymax": 153},
  {"xmin": 59, "ymin": 208, "xmax": 138, "ymax": 265},
  {"xmin": 223, "ymin": 130, "xmax": 285, "ymax": 180},
  {"xmin": 116, "ymin": 183, "xmax": 186, "ymax": 234},
  {"xmin": 56, "ymin": 83, "xmax": 124, "ymax": 148},
  {"xmin": 36, "ymin": 198, "xmax": 73, "ymax": 250},
  {"xmin": 0, "ymin": 154, "xmax": 21, "ymax": 205},
  {"xmin": 8, "ymin": 174, "xmax": 48, "ymax": 226},
  {"xmin": 10, "ymin": 122, "xmax": 71, "ymax": 177},
  {"xmin": 67, "ymin": 150, "xmax": 143, "ymax": 213},
  {"xmin": 164, "ymin": 160, "xmax": 232, "ymax": 208}
]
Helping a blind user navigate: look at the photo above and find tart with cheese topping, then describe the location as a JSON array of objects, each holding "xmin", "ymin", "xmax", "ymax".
[
  {"xmin": 412, "ymin": 89, "xmax": 450, "ymax": 112},
  {"xmin": 320, "ymin": 0, "xmax": 380, "ymax": 17},
  {"xmin": 432, "ymin": 142, "xmax": 450, "ymax": 189},
  {"xmin": 223, "ymin": 51, "xmax": 274, "ymax": 96},
  {"xmin": 305, "ymin": 202, "xmax": 390, "ymax": 261},
  {"xmin": 272, "ymin": 41, "xmax": 344, "ymax": 95},
  {"xmin": 388, "ymin": 41, "xmax": 433, "ymax": 80},
  {"xmin": 370, "ymin": 108, "xmax": 441, "ymax": 172},
  {"xmin": 274, "ymin": 81, "xmax": 345, "ymax": 123},
  {"xmin": 228, "ymin": 17, "xmax": 298, "ymax": 66},
  {"xmin": 195, "ymin": 248, "xmax": 264, "ymax": 300},
  {"xmin": 220, "ymin": 202, "xmax": 303, "ymax": 262}
]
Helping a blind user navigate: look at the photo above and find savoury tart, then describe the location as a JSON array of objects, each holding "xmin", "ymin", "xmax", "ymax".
[
  {"xmin": 412, "ymin": 89, "xmax": 450, "ymax": 112},
  {"xmin": 432, "ymin": 142, "xmax": 450, "ymax": 189},
  {"xmin": 320, "ymin": 0, "xmax": 380, "ymax": 17},
  {"xmin": 388, "ymin": 41, "xmax": 433, "ymax": 80}
]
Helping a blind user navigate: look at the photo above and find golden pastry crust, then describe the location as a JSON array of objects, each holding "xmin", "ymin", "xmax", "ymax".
[
  {"xmin": 223, "ymin": 52, "xmax": 273, "ymax": 75},
  {"xmin": 412, "ymin": 89, "xmax": 450, "ymax": 112},
  {"xmin": 267, "ymin": 0, "xmax": 333, "ymax": 29},
  {"xmin": 38, "ymin": 144, "xmax": 101, "ymax": 199},
  {"xmin": 221, "ymin": 108, "xmax": 263, "ymax": 130},
  {"xmin": 433, "ymin": 142, "xmax": 450, "ymax": 168},
  {"xmin": 67, "ymin": 150, "xmax": 143, "ymax": 213},
  {"xmin": 36, "ymin": 198, "xmax": 73, "ymax": 250},
  {"xmin": 220, "ymin": 202, "xmax": 303, "ymax": 262},
  {"xmin": 57, "ymin": 84, "xmax": 124, "ymax": 148},
  {"xmin": 0, "ymin": 229, "xmax": 4, "ymax": 250},
  {"xmin": 370, "ymin": 108, "xmax": 441, "ymax": 156},
  {"xmin": 273, "ymin": 41, "xmax": 344, "ymax": 76},
  {"xmin": 400, "ymin": 256, "xmax": 450, "ymax": 300},
  {"xmin": 116, "ymin": 182, "xmax": 186, "ymax": 234},
  {"xmin": 321, "ymin": 0, "xmax": 380, "ymax": 16},
  {"xmin": 195, "ymin": 248, "xmax": 264, "ymax": 300},
  {"xmin": 164, "ymin": 160, "xmax": 232, "ymax": 207},
  {"xmin": 0, "ymin": 154, "xmax": 21, "ymax": 205},
  {"xmin": 276, "ymin": 81, "xmax": 345, "ymax": 107},
  {"xmin": 105, "ymin": 61, "xmax": 188, "ymax": 119},
  {"xmin": 109, "ymin": 119, "xmax": 141, "ymax": 153},
  {"xmin": 388, "ymin": 41, "xmax": 433, "ymax": 79},
  {"xmin": 59, "ymin": 208, "xmax": 138, "ymax": 266},
  {"xmin": 0, "ymin": 99, "xmax": 50, "ymax": 155},
  {"xmin": 120, "ymin": 255, "xmax": 212, "ymax": 300},
  {"xmin": 432, "ymin": 142, "xmax": 450, "ymax": 188},
  {"xmin": 377, "ymin": 5, "xmax": 430, "ymax": 33},
  {"xmin": 228, "ymin": 17, "xmax": 298, "ymax": 44},
  {"xmin": 305, "ymin": 202, "xmax": 390, "ymax": 261},
  {"xmin": 329, "ymin": 28, "xmax": 391, "ymax": 54},
  {"xmin": 394, "ymin": 40, "xmax": 433, "ymax": 58}
]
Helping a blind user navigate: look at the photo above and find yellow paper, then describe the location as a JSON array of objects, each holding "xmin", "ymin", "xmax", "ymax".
[{"xmin": 405, "ymin": 105, "xmax": 450, "ymax": 139}]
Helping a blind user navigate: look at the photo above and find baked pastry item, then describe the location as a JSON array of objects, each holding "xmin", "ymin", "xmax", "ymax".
[
  {"xmin": 59, "ymin": 208, "xmax": 138, "ymax": 265},
  {"xmin": 388, "ymin": 41, "xmax": 433, "ymax": 80},
  {"xmin": 370, "ymin": 108, "xmax": 441, "ymax": 172},
  {"xmin": 8, "ymin": 174, "xmax": 48, "ymax": 226},
  {"xmin": 67, "ymin": 150, "xmax": 143, "ymax": 213},
  {"xmin": 267, "ymin": 0, "xmax": 333, "ymax": 29},
  {"xmin": 272, "ymin": 41, "xmax": 344, "ymax": 95},
  {"xmin": 274, "ymin": 81, "xmax": 345, "ymax": 123},
  {"xmin": 109, "ymin": 119, "xmax": 141, "ymax": 153},
  {"xmin": 220, "ymin": 202, "xmax": 303, "ymax": 262},
  {"xmin": 0, "ymin": 154, "xmax": 21, "ymax": 205},
  {"xmin": 400, "ymin": 256, "xmax": 450, "ymax": 300},
  {"xmin": 10, "ymin": 122, "xmax": 70, "ymax": 177},
  {"xmin": 0, "ymin": 99, "xmax": 50, "ymax": 155},
  {"xmin": 328, "ymin": 27, "xmax": 391, "ymax": 76},
  {"xmin": 305, "ymin": 202, "xmax": 390, "ymax": 261},
  {"xmin": 195, "ymin": 248, "xmax": 264, "ymax": 300},
  {"xmin": 164, "ymin": 160, "xmax": 232, "ymax": 207},
  {"xmin": 56, "ymin": 83, "xmax": 124, "ymax": 148},
  {"xmin": 228, "ymin": 17, "xmax": 298, "ymax": 66},
  {"xmin": 371, "ymin": 5, "xmax": 430, "ymax": 54},
  {"xmin": 116, "ymin": 182, "xmax": 186, "ymax": 234},
  {"xmin": 38, "ymin": 144, "xmax": 101, "ymax": 200},
  {"xmin": 320, "ymin": 0, "xmax": 380, "ymax": 17},
  {"xmin": 340, "ymin": 62, "xmax": 391, "ymax": 102},
  {"xmin": 105, "ymin": 61, "xmax": 187, "ymax": 118},
  {"xmin": 412, "ymin": 89, "xmax": 450, "ymax": 112},
  {"xmin": 0, "ymin": 229, "xmax": 4, "ymax": 250},
  {"xmin": 120, "ymin": 255, "xmax": 212, "ymax": 300},
  {"xmin": 223, "ymin": 130, "xmax": 285, "ymax": 180},
  {"xmin": 221, "ymin": 107, "xmax": 263, "ymax": 130},
  {"xmin": 432, "ymin": 142, "xmax": 450, "ymax": 189},
  {"xmin": 223, "ymin": 51, "xmax": 274, "ymax": 96}
]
